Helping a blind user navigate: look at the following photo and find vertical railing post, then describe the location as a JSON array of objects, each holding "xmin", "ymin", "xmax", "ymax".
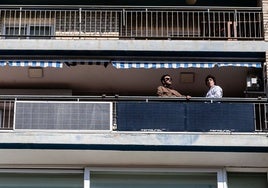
[
  {"xmin": 79, "ymin": 8, "xmax": 82, "ymax": 36},
  {"xmin": 234, "ymin": 9, "xmax": 238, "ymax": 39},
  {"xmin": 207, "ymin": 9, "xmax": 210, "ymax": 37},
  {"xmin": 12, "ymin": 98, "xmax": 17, "ymax": 130},
  {"xmin": 122, "ymin": 9, "xmax": 126, "ymax": 26},
  {"xmin": 146, "ymin": 8, "xmax": 148, "ymax": 38},
  {"xmin": 2, "ymin": 101, "xmax": 6, "ymax": 129},
  {"xmin": 112, "ymin": 101, "xmax": 117, "ymax": 131},
  {"xmin": 264, "ymin": 103, "xmax": 268, "ymax": 131},
  {"xmin": 122, "ymin": 9, "xmax": 126, "ymax": 37},
  {"xmin": 8, "ymin": 100, "xmax": 14, "ymax": 129},
  {"xmin": 19, "ymin": 7, "xmax": 22, "ymax": 38}
]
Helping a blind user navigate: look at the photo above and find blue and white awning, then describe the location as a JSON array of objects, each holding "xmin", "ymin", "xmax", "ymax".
[
  {"xmin": 8, "ymin": 60, "xmax": 63, "ymax": 68},
  {"xmin": 0, "ymin": 61, "xmax": 7, "ymax": 66},
  {"xmin": 63, "ymin": 59, "xmax": 110, "ymax": 66},
  {"xmin": 112, "ymin": 61, "xmax": 262, "ymax": 69},
  {"xmin": 217, "ymin": 63, "xmax": 262, "ymax": 68},
  {"xmin": 1, "ymin": 59, "xmax": 110, "ymax": 68}
]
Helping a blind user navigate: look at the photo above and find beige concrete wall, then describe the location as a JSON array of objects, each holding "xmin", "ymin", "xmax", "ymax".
[
  {"xmin": 263, "ymin": 0, "xmax": 268, "ymax": 41},
  {"xmin": 262, "ymin": 1, "xmax": 268, "ymax": 95},
  {"xmin": 266, "ymin": 51, "xmax": 268, "ymax": 95}
]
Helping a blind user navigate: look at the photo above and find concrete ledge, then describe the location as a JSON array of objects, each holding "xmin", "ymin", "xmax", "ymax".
[
  {"xmin": 0, "ymin": 40, "xmax": 267, "ymax": 52},
  {"xmin": 0, "ymin": 131, "xmax": 267, "ymax": 147}
]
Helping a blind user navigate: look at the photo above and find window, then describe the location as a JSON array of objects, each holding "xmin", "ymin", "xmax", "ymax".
[
  {"xmin": 4, "ymin": 26, "xmax": 27, "ymax": 39},
  {"xmin": 3, "ymin": 25, "xmax": 54, "ymax": 39},
  {"xmin": 87, "ymin": 168, "xmax": 268, "ymax": 188},
  {"xmin": 227, "ymin": 172, "xmax": 268, "ymax": 188},
  {"xmin": 90, "ymin": 172, "xmax": 217, "ymax": 188},
  {"xmin": 0, "ymin": 173, "xmax": 83, "ymax": 188},
  {"xmin": 29, "ymin": 25, "xmax": 53, "ymax": 39}
]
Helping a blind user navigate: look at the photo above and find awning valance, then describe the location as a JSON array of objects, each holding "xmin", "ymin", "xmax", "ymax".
[
  {"xmin": 0, "ymin": 61, "xmax": 7, "ymax": 66},
  {"xmin": 0, "ymin": 59, "xmax": 110, "ymax": 68},
  {"xmin": 216, "ymin": 63, "xmax": 262, "ymax": 68},
  {"xmin": 64, "ymin": 59, "xmax": 110, "ymax": 67},
  {"xmin": 112, "ymin": 61, "xmax": 262, "ymax": 69},
  {"xmin": 8, "ymin": 60, "xmax": 63, "ymax": 68},
  {"xmin": 0, "ymin": 60, "xmax": 63, "ymax": 68}
]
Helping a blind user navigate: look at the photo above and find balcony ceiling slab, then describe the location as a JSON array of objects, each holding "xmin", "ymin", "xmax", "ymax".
[
  {"xmin": 0, "ymin": 148, "xmax": 267, "ymax": 168},
  {"xmin": 0, "ymin": 51, "xmax": 264, "ymax": 62}
]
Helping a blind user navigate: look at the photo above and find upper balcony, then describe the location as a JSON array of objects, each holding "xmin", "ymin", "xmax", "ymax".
[
  {"xmin": 0, "ymin": 5, "xmax": 267, "ymax": 69},
  {"xmin": 0, "ymin": 6, "xmax": 263, "ymax": 41}
]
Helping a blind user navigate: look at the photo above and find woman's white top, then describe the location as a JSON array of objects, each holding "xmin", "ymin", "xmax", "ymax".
[{"xmin": 206, "ymin": 85, "xmax": 223, "ymax": 98}]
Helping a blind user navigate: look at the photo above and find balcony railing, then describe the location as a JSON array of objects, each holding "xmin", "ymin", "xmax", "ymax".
[
  {"xmin": 0, "ymin": 96, "xmax": 267, "ymax": 132},
  {"xmin": 0, "ymin": 6, "xmax": 263, "ymax": 40}
]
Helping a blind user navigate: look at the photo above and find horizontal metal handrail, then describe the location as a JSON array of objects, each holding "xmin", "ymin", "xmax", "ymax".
[
  {"xmin": 0, "ymin": 95, "xmax": 266, "ymax": 103},
  {"xmin": 0, "ymin": 5, "xmax": 262, "ymax": 11}
]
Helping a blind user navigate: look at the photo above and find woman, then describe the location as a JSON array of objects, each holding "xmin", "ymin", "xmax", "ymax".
[{"xmin": 205, "ymin": 75, "xmax": 223, "ymax": 98}]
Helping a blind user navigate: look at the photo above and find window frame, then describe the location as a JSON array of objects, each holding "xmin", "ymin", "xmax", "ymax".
[
  {"xmin": 0, "ymin": 167, "xmax": 266, "ymax": 188},
  {"xmin": 2, "ymin": 24, "xmax": 54, "ymax": 39}
]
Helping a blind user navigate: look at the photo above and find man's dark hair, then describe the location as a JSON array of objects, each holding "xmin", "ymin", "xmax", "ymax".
[
  {"xmin": 205, "ymin": 74, "xmax": 216, "ymax": 85},
  {"xmin": 161, "ymin": 74, "xmax": 170, "ymax": 82}
]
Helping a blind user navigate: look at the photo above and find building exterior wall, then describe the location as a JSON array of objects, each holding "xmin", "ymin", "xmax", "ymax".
[
  {"xmin": 263, "ymin": 0, "xmax": 268, "ymax": 41},
  {"xmin": 264, "ymin": 1, "xmax": 268, "ymax": 94},
  {"xmin": 0, "ymin": 1, "xmax": 267, "ymax": 188}
]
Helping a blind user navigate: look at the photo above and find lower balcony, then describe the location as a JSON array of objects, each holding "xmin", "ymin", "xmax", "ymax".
[
  {"xmin": 0, "ymin": 95, "xmax": 267, "ymax": 132},
  {"xmin": 0, "ymin": 95, "xmax": 267, "ymax": 168}
]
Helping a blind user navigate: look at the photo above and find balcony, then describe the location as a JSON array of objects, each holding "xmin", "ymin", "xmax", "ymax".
[
  {"xmin": 0, "ymin": 95, "xmax": 267, "ymax": 132},
  {"xmin": 0, "ymin": 95, "xmax": 267, "ymax": 168},
  {"xmin": 0, "ymin": 6, "xmax": 263, "ymax": 40}
]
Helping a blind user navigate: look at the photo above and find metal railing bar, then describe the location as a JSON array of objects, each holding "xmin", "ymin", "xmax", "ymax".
[
  {"xmin": 0, "ymin": 95, "xmax": 266, "ymax": 103},
  {"xmin": 2, "ymin": 101, "xmax": 6, "ymax": 129},
  {"xmin": 263, "ymin": 103, "xmax": 267, "ymax": 131},
  {"xmin": 8, "ymin": 100, "xmax": 12, "ymax": 129},
  {"xmin": 0, "ymin": 5, "xmax": 262, "ymax": 11}
]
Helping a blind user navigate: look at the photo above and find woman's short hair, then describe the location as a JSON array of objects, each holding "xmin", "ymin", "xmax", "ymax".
[{"xmin": 205, "ymin": 74, "xmax": 216, "ymax": 85}]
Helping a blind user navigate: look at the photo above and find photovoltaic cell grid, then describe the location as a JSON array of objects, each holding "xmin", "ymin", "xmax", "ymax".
[
  {"xmin": 15, "ymin": 102, "xmax": 111, "ymax": 130},
  {"xmin": 116, "ymin": 102, "xmax": 255, "ymax": 132}
]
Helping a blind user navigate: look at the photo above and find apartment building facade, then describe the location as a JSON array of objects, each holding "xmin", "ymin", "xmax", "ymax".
[{"xmin": 0, "ymin": 0, "xmax": 267, "ymax": 188}]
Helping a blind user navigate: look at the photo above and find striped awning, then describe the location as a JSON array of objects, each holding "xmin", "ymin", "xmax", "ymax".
[
  {"xmin": 63, "ymin": 59, "xmax": 110, "ymax": 67},
  {"xmin": 217, "ymin": 62, "xmax": 262, "ymax": 68},
  {"xmin": 112, "ymin": 61, "xmax": 262, "ymax": 69},
  {"xmin": 0, "ymin": 59, "xmax": 110, "ymax": 68},
  {"xmin": 0, "ymin": 61, "xmax": 7, "ymax": 66},
  {"xmin": 7, "ymin": 60, "xmax": 63, "ymax": 68}
]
